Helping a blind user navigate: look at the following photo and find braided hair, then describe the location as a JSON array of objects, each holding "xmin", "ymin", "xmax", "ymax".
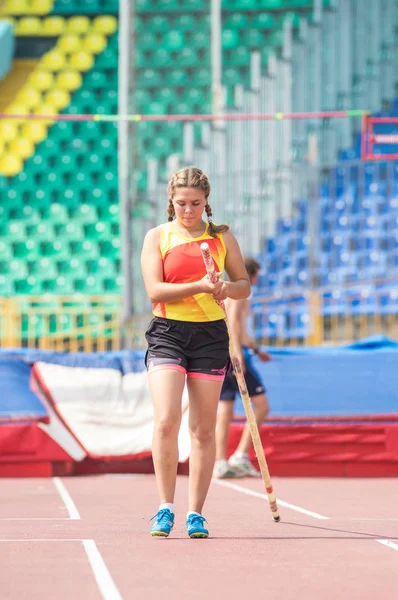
[{"xmin": 167, "ymin": 166, "xmax": 229, "ymax": 238}]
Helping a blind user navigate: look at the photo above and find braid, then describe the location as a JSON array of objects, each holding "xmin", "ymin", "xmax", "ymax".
[{"xmin": 167, "ymin": 198, "xmax": 175, "ymax": 222}]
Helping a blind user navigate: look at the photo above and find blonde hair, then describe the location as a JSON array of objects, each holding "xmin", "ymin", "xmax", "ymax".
[{"xmin": 167, "ymin": 166, "xmax": 229, "ymax": 238}]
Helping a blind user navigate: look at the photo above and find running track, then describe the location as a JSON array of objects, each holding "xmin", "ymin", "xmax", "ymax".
[{"xmin": 0, "ymin": 475, "xmax": 397, "ymax": 599}]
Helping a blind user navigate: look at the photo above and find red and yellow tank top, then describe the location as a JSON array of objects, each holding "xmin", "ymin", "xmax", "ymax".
[{"xmin": 152, "ymin": 222, "xmax": 227, "ymax": 322}]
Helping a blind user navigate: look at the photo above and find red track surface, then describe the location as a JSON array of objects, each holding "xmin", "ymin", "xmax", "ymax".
[{"xmin": 0, "ymin": 475, "xmax": 397, "ymax": 599}]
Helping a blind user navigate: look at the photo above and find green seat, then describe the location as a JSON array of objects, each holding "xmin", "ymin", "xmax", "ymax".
[
  {"xmin": 147, "ymin": 15, "xmax": 169, "ymax": 31},
  {"xmin": 0, "ymin": 275, "xmax": 13, "ymax": 295},
  {"xmin": 169, "ymin": 68, "xmax": 186, "ymax": 86},
  {"xmin": 252, "ymin": 13, "xmax": 276, "ymax": 29},
  {"xmin": 95, "ymin": 48, "xmax": 118, "ymax": 68},
  {"xmin": 0, "ymin": 222, "xmax": 26, "ymax": 241},
  {"xmin": 70, "ymin": 240, "xmax": 100, "ymax": 260},
  {"xmin": 99, "ymin": 239, "xmax": 121, "ymax": 259},
  {"xmin": 157, "ymin": 87, "xmax": 178, "ymax": 105},
  {"xmin": 71, "ymin": 203, "xmax": 99, "ymax": 223},
  {"xmin": 48, "ymin": 203, "xmax": 69, "ymax": 224},
  {"xmin": 223, "ymin": 68, "xmax": 241, "ymax": 86},
  {"xmin": 134, "ymin": 89, "xmax": 151, "ymax": 108},
  {"xmin": 53, "ymin": 188, "xmax": 80, "ymax": 209},
  {"xmin": 194, "ymin": 68, "xmax": 210, "ymax": 86},
  {"xmin": 26, "ymin": 222, "xmax": 55, "ymax": 242},
  {"xmin": 138, "ymin": 69, "xmax": 161, "ymax": 87},
  {"xmin": 87, "ymin": 256, "xmax": 116, "ymax": 277},
  {"xmin": 183, "ymin": 88, "xmax": 205, "ymax": 106},
  {"xmin": 222, "ymin": 29, "xmax": 239, "ymax": 49},
  {"xmin": 29, "ymin": 257, "xmax": 58, "ymax": 279},
  {"xmin": 244, "ymin": 29, "xmax": 264, "ymax": 47},
  {"xmin": 84, "ymin": 70, "xmax": 108, "ymax": 89},
  {"xmin": 41, "ymin": 240, "xmax": 70, "ymax": 261},
  {"xmin": 54, "ymin": 222, "xmax": 85, "ymax": 241},
  {"xmin": 9, "ymin": 259, "xmax": 29, "ymax": 279},
  {"xmin": 97, "ymin": 203, "xmax": 119, "ymax": 223},
  {"xmin": 58, "ymin": 257, "xmax": 86, "ymax": 278},
  {"xmin": 174, "ymin": 14, "xmax": 196, "ymax": 29},
  {"xmin": 0, "ymin": 241, "xmax": 12, "ymax": 261},
  {"xmin": 230, "ymin": 46, "xmax": 250, "ymax": 66},
  {"xmin": 84, "ymin": 222, "xmax": 111, "ymax": 241},
  {"xmin": 74, "ymin": 276, "xmax": 103, "ymax": 295},
  {"xmin": 13, "ymin": 240, "xmax": 39, "ymax": 261},
  {"xmin": 147, "ymin": 101, "xmax": 167, "ymax": 115},
  {"xmin": 179, "ymin": 47, "xmax": 197, "ymax": 67},
  {"xmin": 224, "ymin": 13, "xmax": 248, "ymax": 29},
  {"xmin": 189, "ymin": 31, "xmax": 208, "ymax": 49},
  {"xmin": 14, "ymin": 276, "xmax": 42, "ymax": 295},
  {"xmin": 103, "ymin": 277, "xmax": 121, "ymax": 292},
  {"xmin": 138, "ymin": 31, "xmax": 157, "ymax": 50},
  {"xmin": 42, "ymin": 276, "xmax": 75, "ymax": 294},
  {"xmin": 164, "ymin": 30, "xmax": 184, "ymax": 51},
  {"xmin": 151, "ymin": 48, "xmax": 171, "ymax": 67}
]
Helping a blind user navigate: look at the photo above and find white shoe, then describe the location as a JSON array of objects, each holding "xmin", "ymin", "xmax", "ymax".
[
  {"xmin": 228, "ymin": 454, "xmax": 261, "ymax": 478},
  {"xmin": 213, "ymin": 461, "xmax": 243, "ymax": 479}
]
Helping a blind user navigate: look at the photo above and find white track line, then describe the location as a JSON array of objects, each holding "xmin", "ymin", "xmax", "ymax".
[
  {"xmin": 376, "ymin": 539, "xmax": 398, "ymax": 552},
  {"xmin": 82, "ymin": 539, "xmax": 123, "ymax": 600},
  {"xmin": 52, "ymin": 477, "xmax": 81, "ymax": 520},
  {"xmin": 213, "ymin": 479, "xmax": 329, "ymax": 520},
  {"xmin": 0, "ymin": 538, "xmax": 123, "ymax": 599}
]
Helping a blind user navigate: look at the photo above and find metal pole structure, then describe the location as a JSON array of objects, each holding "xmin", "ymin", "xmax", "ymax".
[
  {"xmin": 211, "ymin": 0, "xmax": 222, "ymax": 117},
  {"xmin": 118, "ymin": 0, "xmax": 134, "ymax": 336}
]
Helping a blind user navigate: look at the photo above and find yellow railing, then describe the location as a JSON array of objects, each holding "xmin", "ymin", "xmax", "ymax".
[
  {"xmin": 0, "ymin": 283, "xmax": 397, "ymax": 352},
  {"xmin": 0, "ymin": 295, "xmax": 123, "ymax": 351}
]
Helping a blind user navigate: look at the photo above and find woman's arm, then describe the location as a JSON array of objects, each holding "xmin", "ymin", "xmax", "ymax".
[
  {"xmin": 219, "ymin": 231, "xmax": 251, "ymax": 300},
  {"xmin": 141, "ymin": 228, "xmax": 224, "ymax": 303}
]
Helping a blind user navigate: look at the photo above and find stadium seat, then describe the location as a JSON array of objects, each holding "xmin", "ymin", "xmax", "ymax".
[
  {"xmin": 69, "ymin": 51, "xmax": 94, "ymax": 72},
  {"xmin": 67, "ymin": 16, "xmax": 91, "ymax": 34},
  {"xmin": 42, "ymin": 16, "xmax": 66, "ymax": 35},
  {"xmin": 29, "ymin": 0, "xmax": 53, "ymax": 14},
  {"xmin": 92, "ymin": 15, "xmax": 118, "ymax": 35},
  {"xmin": 83, "ymin": 33, "xmax": 107, "ymax": 55},
  {"xmin": 56, "ymin": 69, "xmax": 82, "ymax": 91},
  {"xmin": 3, "ymin": 0, "xmax": 28, "ymax": 16},
  {"xmin": 0, "ymin": 155, "xmax": 23, "ymax": 177},
  {"xmin": 16, "ymin": 17, "xmax": 42, "ymax": 35},
  {"xmin": 28, "ymin": 69, "xmax": 54, "ymax": 91}
]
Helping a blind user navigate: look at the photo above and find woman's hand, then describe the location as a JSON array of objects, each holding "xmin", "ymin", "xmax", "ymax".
[
  {"xmin": 212, "ymin": 280, "xmax": 229, "ymax": 301},
  {"xmin": 198, "ymin": 273, "xmax": 224, "ymax": 296}
]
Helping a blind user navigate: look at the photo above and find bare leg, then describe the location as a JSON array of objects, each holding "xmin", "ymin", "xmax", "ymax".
[
  {"xmin": 236, "ymin": 393, "xmax": 269, "ymax": 455},
  {"xmin": 215, "ymin": 400, "xmax": 234, "ymax": 461},
  {"xmin": 148, "ymin": 369, "xmax": 185, "ymax": 504},
  {"xmin": 187, "ymin": 377, "xmax": 223, "ymax": 514}
]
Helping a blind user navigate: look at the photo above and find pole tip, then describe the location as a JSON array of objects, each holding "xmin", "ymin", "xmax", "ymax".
[
  {"xmin": 200, "ymin": 242, "xmax": 209, "ymax": 250},
  {"xmin": 273, "ymin": 515, "xmax": 281, "ymax": 522}
]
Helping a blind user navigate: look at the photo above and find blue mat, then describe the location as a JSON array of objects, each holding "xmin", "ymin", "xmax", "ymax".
[{"xmin": 0, "ymin": 360, "xmax": 48, "ymax": 421}]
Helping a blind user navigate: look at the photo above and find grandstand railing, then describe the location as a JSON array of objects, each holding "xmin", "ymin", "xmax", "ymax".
[
  {"xmin": 1, "ymin": 283, "xmax": 397, "ymax": 352},
  {"xmin": 0, "ymin": 296, "xmax": 122, "ymax": 351}
]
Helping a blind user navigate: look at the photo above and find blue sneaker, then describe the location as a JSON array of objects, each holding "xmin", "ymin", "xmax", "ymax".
[
  {"xmin": 150, "ymin": 509, "xmax": 174, "ymax": 537},
  {"xmin": 186, "ymin": 513, "xmax": 209, "ymax": 538}
]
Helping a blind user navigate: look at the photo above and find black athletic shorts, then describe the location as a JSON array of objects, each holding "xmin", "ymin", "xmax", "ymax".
[
  {"xmin": 220, "ymin": 347, "xmax": 266, "ymax": 400},
  {"xmin": 145, "ymin": 317, "xmax": 230, "ymax": 381}
]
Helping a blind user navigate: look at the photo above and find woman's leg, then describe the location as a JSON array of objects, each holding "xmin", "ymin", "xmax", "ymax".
[
  {"xmin": 148, "ymin": 368, "xmax": 186, "ymax": 504},
  {"xmin": 186, "ymin": 377, "xmax": 224, "ymax": 514},
  {"xmin": 215, "ymin": 400, "xmax": 234, "ymax": 461}
]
